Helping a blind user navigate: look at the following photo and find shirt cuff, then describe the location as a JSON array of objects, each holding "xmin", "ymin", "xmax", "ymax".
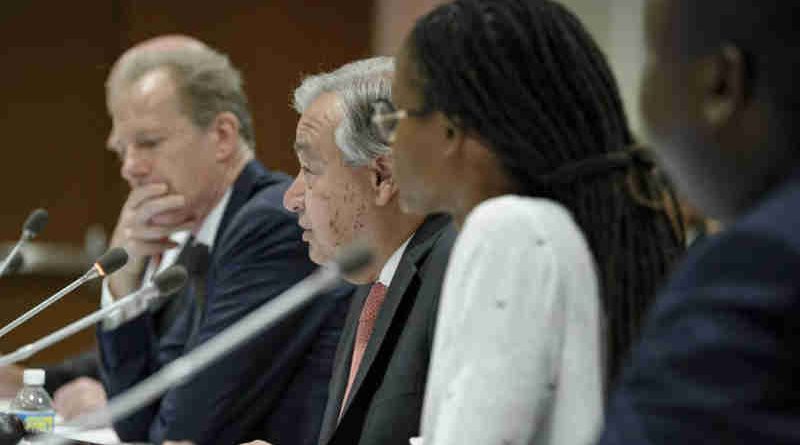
[{"xmin": 101, "ymin": 278, "xmax": 148, "ymax": 331}]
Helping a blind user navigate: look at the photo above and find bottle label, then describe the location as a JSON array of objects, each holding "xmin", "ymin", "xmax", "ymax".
[{"xmin": 13, "ymin": 410, "xmax": 55, "ymax": 433}]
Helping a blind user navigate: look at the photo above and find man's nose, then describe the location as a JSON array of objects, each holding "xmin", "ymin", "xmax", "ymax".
[
  {"xmin": 120, "ymin": 146, "xmax": 151, "ymax": 183},
  {"xmin": 283, "ymin": 173, "xmax": 306, "ymax": 213}
]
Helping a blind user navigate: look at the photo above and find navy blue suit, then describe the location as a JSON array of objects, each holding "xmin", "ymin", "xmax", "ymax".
[
  {"xmin": 599, "ymin": 170, "xmax": 800, "ymax": 444},
  {"xmin": 98, "ymin": 160, "xmax": 353, "ymax": 445}
]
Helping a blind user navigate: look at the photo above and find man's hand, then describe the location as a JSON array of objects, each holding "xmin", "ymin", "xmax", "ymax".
[
  {"xmin": 52, "ymin": 377, "xmax": 107, "ymax": 421},
  {"xmin": 107, "ymin": 183, "xmax": 195, "ymax": 299},
  {"xmin": 0, "ymin": 365, "xmax": 23, "ymax": 398}
]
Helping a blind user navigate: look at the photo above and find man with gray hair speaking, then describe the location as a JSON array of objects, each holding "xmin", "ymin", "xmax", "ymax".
[
  {"xmin": 278, "ymin": 57, "xmax": 456, "ymax": 445},
  {"xmin": 96, "ymin": 35, "xmax": 352, "ymax": 445}
]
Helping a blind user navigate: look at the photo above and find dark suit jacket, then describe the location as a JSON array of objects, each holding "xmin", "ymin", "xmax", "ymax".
[
  {"xmin": 97, "ymin": 160, "xmax": 354, "ymax": 445},
  {"xmin": 40, "ymin": 349, "xmax": 99, "ymax": 395},
  {"xmin": 318, "ymin": 214, "xmax": 456, "ymax": 445},
  {"xmin": 599, "ymin": 170, "xmax": 800, "ymax": 444},
  {"xmin": 43, "ymin": 232, "xmax": 211, "ymax": 394}
]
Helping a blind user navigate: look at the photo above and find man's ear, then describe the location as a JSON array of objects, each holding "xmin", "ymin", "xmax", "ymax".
[
  {"xmin": 700, "ymin": 45, "xmax": 749, "ymax": 128},
  {"xmin": 369, "ymin": 154, "xmax": 397, "ymax": 206},
  {"xmin": 211, "ymin": 111, "xmax": 241, "ymax": 161}
]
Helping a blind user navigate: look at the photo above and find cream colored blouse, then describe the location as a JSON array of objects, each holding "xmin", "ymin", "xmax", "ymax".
[{"xmin": 419, "ymin": 195, "xmax": 605, "ymax": 445}]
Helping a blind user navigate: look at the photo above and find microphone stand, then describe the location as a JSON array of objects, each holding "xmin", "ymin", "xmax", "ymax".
[
  {"xmin": 0, "ymin": 232, "xmax": 33, "ymax": 277},
  {"xmin": 0, "ymin": 269, "xmax": 96, "ymax": 340},
  {"xmin": 57, "ymin": 265, "xmax": 343, "ymax": 438},
  {"xmin": 0, "ymin": 265, "xmax": 186, "ymax": 366},
  {"xmin": 0, "ymin": 287, "xmax": 155, "ymax": 366},
  {"xmin": 0, "ymin": 247, "xmax": 128, "ymax": 340}
]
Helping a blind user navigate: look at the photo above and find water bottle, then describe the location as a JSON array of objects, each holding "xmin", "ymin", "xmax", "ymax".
[{"xmin": 10, "ymin": 369, "xmax": 55, "ymax": 433}]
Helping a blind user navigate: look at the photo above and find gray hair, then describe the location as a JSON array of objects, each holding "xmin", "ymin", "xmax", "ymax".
[
  {"xmin": 107, "ymin": 43, "xmax": 256, "ymax": 150},
  {"xmin": 293, "ymin": 57, "xmax": 394, "ymax": 166}
]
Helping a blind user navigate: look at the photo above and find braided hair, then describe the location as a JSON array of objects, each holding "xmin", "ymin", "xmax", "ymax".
[{"xmin": 407, "ymin": 0, "xmax": 684, "ymax": 382}]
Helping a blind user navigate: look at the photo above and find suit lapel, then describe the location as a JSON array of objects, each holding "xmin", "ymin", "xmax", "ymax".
[
  {"xmin": 339, "ymin": 256, "xmax": 418, "ymax": 416},
  {"xmin": 337, "ymin": 214, "xmax": 450, "ymax": 420},
  {"xmin": 319, "ymin": 285, "xmax": 370, "ymax": 444},
  {"xmin": 216, "ymin": 159, "xmax": 272, "ymax": 249}
]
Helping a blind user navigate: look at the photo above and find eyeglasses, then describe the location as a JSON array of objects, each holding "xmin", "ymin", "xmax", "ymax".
[{"xmin": 370, "ymin": 99, "xmax": 428, "ymax": 144}]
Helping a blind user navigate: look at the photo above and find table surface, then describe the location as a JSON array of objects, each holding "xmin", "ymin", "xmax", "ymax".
[{"xmin": 0, "ymin": 399, "xmax": 121, "ymax": 444}]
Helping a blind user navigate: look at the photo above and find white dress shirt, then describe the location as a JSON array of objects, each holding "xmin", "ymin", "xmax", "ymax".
[
  {"xmin": 377, "ymin": 236, "xmax": 412, "ymax": 288},
  {"xmin": 101, "ymin": 189, "xmax": 232, "ymax": 329},
  {"xmin": 419, "ymin": 195, "xmax": 605, "ymax": 445}
]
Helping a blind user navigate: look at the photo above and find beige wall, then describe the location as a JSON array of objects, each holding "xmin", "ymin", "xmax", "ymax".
[
  {"xmin": 543, "ymin": 0, "xmax": 647, "ymax": 136},
  {"xmin": 372, "ymin": 0, "xmax": 447, "ymax": 55},
  {"xmin": 0, "ymin": 0, "xmax": 372, "ymax": 366},
  {"xmin": 372, "ymin": 0, "xmax": 648, "ymax": 136}
]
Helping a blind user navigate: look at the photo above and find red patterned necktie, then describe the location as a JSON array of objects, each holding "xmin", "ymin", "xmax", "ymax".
[{"xmin": 339, "ymin": 281, "xmax": 389, "ymax": 420}]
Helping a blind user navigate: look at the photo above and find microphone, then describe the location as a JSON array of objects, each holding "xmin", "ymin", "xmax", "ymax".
[
  {"xmin": 0, "ymin": 208, "xmax": 48, "ymax": 277},
  {"xmin": 0, "ymin": 265, "xmax": 187, "ymax": 367},
  {"xmin": 53, "ymin": 243, "xmax": 373, "ymax": 437},
  {"xmin": 0, "ymin": 247, "xmax": 129, "ymax": 340}
]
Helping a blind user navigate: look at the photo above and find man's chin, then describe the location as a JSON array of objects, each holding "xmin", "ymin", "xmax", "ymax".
[{"xmin": 307, "ymin": 243, "xmax": 332, "ymax": 266}]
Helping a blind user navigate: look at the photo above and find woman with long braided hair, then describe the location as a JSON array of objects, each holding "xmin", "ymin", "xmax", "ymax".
[{"xmin": 371, "ymin": 0, "xmax": 683, "ymax": 443}]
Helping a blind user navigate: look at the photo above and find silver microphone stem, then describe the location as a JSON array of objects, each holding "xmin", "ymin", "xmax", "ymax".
[
  {"xmin": 60, "ymin": 265, "xmax": 341, "ymax": 435},
  {"xmin": 0, "ymin": 286, "xmax": 155, "ymax": 366},
  {"xmin": 0, "ymin": 266, "xmax": 98, "ymax": 340},
  {"xmin": 0, "ymin": 230, "xmax": 31, "ymax": 277}
]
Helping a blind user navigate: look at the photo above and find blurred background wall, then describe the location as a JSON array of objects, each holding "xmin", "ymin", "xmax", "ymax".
[
  {"xmin": 558, "ymin": 0, "xmax": 646, "ymax": 136},
  {"xmin": 373, "ymin": 0, "xmax": 647, "ymax": 133},
  {"xmin": 0, "ymin": 0, "xmax": 371, "ymax": 365},
  {"xmin": 0, "ymin": 0, "xmax": 646, "ymax": 367}
]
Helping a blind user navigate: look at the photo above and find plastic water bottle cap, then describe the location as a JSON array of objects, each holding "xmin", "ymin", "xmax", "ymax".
[{"xmin": 22, "ymin": 369, "xmax": 45, "ymax": 386}]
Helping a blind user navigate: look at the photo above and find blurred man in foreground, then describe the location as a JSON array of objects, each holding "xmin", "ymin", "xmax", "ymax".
[{"xmin": 600, "ymin": 1, "xmax": 800, "ymax": 443}]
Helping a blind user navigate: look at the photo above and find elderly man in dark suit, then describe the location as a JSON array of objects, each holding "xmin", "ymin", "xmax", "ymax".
[
  {"xmin": 268, "ymin": 57, "xmax": 454, "ymax": 445},
  {"xmin": 95, "ymin": 35, "xmax": 352, "ymax": 445},
  {"xmin": 599, "ymin": 1, "xmax": 800, "ymax": 444}
]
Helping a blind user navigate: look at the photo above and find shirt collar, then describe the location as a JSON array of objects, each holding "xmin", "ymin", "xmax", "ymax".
[
  {"xmin": 377, "ymin": 235, "xmax": 413, "ymax": 287},
  {"xmin": 170, "ymin": 188, "xmax": 232, "ymax": 250}
]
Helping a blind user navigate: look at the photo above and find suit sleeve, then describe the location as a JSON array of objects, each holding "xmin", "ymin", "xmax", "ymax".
[
  {"xmin": 599, "ymin": 230, "xmax": 800, "ymax": 445},
  {"xmin": 42, "ymin": 349, "xmax": 101, "ymax": 394},
  {"xmin": 96, "ymin": 307, "xmax": 185, "ymax": 441},
  {"xmin": 148, "ymin": 200, "xmax": 350, "ymax": 445}
]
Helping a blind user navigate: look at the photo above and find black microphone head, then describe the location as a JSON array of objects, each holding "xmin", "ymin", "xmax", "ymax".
[
  {"xmin": 0, "ymin": 412, "xmax": 25, "ymax": 445},
  {"xmin": 335, "ymin": 242, "xmax": 374, "ymax": 276},
  {"xmin": 22, "ymin": 208, "xmax": 48, "ymax": 238},
  {"xmin": 153, "ymin": 265, "xmax": 188, "ymax": 296},
  {"xmin": 94, "ymin": 247, "xmax": 128, "ymax": 277},
  {"xmin": 4, "ymin": 253, "xmax": 24, "ymax": 275}
]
